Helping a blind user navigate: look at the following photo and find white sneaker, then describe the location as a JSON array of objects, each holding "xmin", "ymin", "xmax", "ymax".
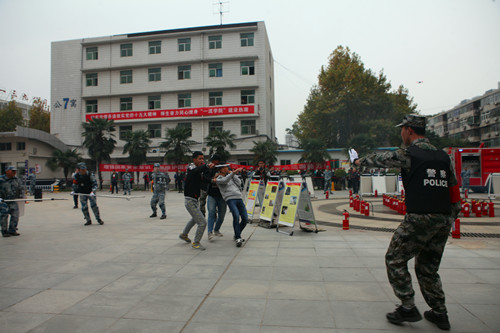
[
  {"xmin": 236, "ymin": 238, "xmax": 243, "ymax": 247},
  {"xmin": 208, "ymin": 232, "xmax": 214, "ymax": 241}
]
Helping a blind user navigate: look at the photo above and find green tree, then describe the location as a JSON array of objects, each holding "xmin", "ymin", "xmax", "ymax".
[
  {"xmin": 28, "ymin": 98, "xmax": 50, "ymax": 133},
  {"xmin": 346, "ymin": 133, "xmax": 375, "ymax": 158},
  {"xmin": 298, "ymin": 138, "xmax": 330, "ymax": 163},
  {"xmin": 0, "ymin": 100, "xmax": 24, "ymax": 131},
  {"xmin": 82, "ymin": 118, "xmax": 116, "ymax": 184},
  {"xmin": 123, "ymin": 130, "xmax": 152, "ymax": 179},
  {"xmin": 291, "ymin": 46, "xmax": 416, "ymax": 148},
  {"xmin": 250, "ymin": 139, "xmax": 278, "ymax": 166},
  {"xmin": 426, "ymin": 131, "xmax": 476, "ymax": 149},
  {"xmin": 160, "ymin": 127, "xmax": 196, "ymax": 164},
  {"xmin": 205, "ymin": 129, "xmax": 236, "ymax": 162},
  {"xmin": 46, "ymin": 148, "xmax": 82, "ymax": 185}
]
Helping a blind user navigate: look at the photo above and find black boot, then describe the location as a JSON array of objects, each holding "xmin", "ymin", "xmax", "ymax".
[
  {"xmin": 150, "ymin": 212, "xmax": 157, "ymax": 218},
  {"xmin": 97, "ymin": 219, "xmax": 104, "ymax": 225},
  {"xmin": 424, "ymin": 310, "xmax": 450, "ymax": 330},
  {"xmin": 160, "ymin": 214, "xmax": 167, "ymax": 220},
  {"xmin": 84, "ymin": 220, "xmax": 92, "ymax": 225},
  {"xmin": 386, "ymin": 305, "xmax": 422, "ymax": 325}
]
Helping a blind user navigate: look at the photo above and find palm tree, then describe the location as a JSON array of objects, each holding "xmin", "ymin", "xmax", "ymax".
[
  {"xmin": 205, "ymin": 129, "xmax": 236, "ymax": 162},
  {"xmin": 299, "ymin": 138, "xmax": 330, "ymax": 163},
  {"xmin": 46, "ymin": 148, "xmax": 82, "ymax": 185},
  {"xmin": 160, "ymin": 127, "xmax": 196, "ymax": 164},
  {"xmin": 82, "ymin": 118, "xmax": 116, "ymax": 185},
  {"xmin": 123, "ymin": 130, "xmax": 152, "ymax": 179},
  {"xmin": 250, "ymin": 139, "xmax": 278, "ymax": 166}
]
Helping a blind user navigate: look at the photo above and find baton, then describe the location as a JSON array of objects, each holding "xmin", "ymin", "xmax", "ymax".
[
  {"xmin": 2, "ymin": 198, "xmax": 69, "ymax": 202},
  {"xmin": 72, "ymin": 193, "xmax": 145, "ymax": 201}
]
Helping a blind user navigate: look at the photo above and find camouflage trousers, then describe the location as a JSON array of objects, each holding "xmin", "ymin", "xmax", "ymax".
[
  {"xmin": 183, "ymin": 197, "xmax": 207, "ymax": 244},
  {"xmin": 123, "ymin": 181, "xmax": 131, "ymax": 195},
  {"xmin": 385, "ymin": 212, "xmax": 452, "ymax": 313},
  {"xmin": 80, "ymin": 195, "xmax": 100, "ymax": 222},
  {"xmin": 1, "ymin": 202, "xmax": 19, "ymax": 233},
  {"xmin": 151, "ymin": 191, "xmax": 166, "ymax": 215},
  {"xmin": 199, "ymin": 189, "xmax": 208, "ymax": 216}
]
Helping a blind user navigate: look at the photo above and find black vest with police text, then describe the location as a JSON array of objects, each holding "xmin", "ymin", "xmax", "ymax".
[
  {"xmin": 75, "ymin": 173, "xmax": 93, "ymax": 194},
  {"xmin": 401, "ymin": 145, "xmax": 451, "ymax": 214}
]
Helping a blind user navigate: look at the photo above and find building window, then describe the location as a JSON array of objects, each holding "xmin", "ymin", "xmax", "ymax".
[
  {"xmin": 209, "ymin": 92, "xmax": 223, "ymax": 106},
  {"xmin": 149, "ymin": 41, "xmax": 161, "ymax": 54},
  {"xmin": 208, "ymin": 35, "xmax": 222, "ymax": 49},
  {"xmin": 209, "ymin": 121, "xmax": 223, "ymax": 134},
  {"xmin": 178, "ymin": 38, "xmax": 191, "ymax": 52},
  {"xmin": 241, "ymin": 120, "xmax": 256, "ymax": 135},
  {"xmin": 241, "ymin": 90, "xmax": 255, "ymax": 104},
  {"xmin": 16, "ymin": 142, "xmax": 26, "ymax": 151},
  {"xmin": 86, "ymin": 100, "xmax": 98, "ymax": 113},
  {"xmin": 119, "ymin": 125, "xmax": 132, "ymax": 140},
  {"xmin": 0, "ymin": 143, "xmax": 12, "ymax": 151},
  {"xmin": 120, "ymin": 97, "xmax": 133, "ymax": 111},
  {"xmin": 240, "ymin": 61, "xmax": 255, "ymax": 75},
  {"xmin": 86, "ymin": 47, "xmax": 98, "ymax": 60},
  {"xmin": 178, "ymin": 65, "xmax": 191, "ymax": 80},
  {"xmin": 177, "ymin": 122, "xmax": 192, "ymax": 137},
  {"xmin": 178, "ymin": 93, "xmax": 191, "ymax": 108},
  {"xmin": 120, "ymin": 43, "xmax": 133, "ymax": 57},
  {"xmin": 120, "ymin": 70, "xmax": 133, "ymax": 84},
  {"xmin": 148, "ymin": 68, "xmax": 161, "ymax": 81},
  {"xmin": 280, "ymin": 160, "xmax": 291, "ymax": 165},
  {"xmin": 86, "ymin": 73, "xmax": 98, "ymax": 86},
  {"xmin": 240, "ymin": 32, "xmax": 254, "ymax": 47},
  {"xmin": 209, "ymin": 63, "xmax": 222, "ymax": 77},
  {"xmin": 148, "ymin": 95, "xmax": 161, "ymax": 109},
  {"xmin": 148, "ymin": 124, "xmax": 161, "ymax": 138}
]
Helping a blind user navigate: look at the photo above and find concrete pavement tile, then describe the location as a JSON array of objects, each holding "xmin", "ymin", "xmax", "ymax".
[
  {"xmin": 315, "ymin": 247, "xmax": 356, "ymax": 257},
  {"xmin": 260, "ymin": 327, "xmax": 336, "ymax": 333},
  {"xmin": 268, "ymin": 281, "xmax": 328, "ymax": 300},
  {"xmin": 222, "ymin": 265, "xmax": 273, "ymax": 281},
  {"xmin": 106, "ymin": 318, "xmax": 184, "ymax": 333},
  {"xmin": 324, "ymin": 282, "xmax": 390, "ymax": 302},
  {"xmin": 154, "ymin": 278, "xmax": 217, "ymax": 296},
  {"xmin": 4, "ymin": 272, "xmax": 74, "ymax": 290},
  {"xmin": 262, "ymin": 299, "xmax": 335, "ymax": 328},
  {"xmin": 99, "ymin": 275, "xmax": 167, "ymax": 294},
  {"xmin": 274, "ymin": 256, "xmax": 320, "ymax": 267},
  {"xmin": 277, "ymin": 247, "xmax": 317, "ymax": 256},
  {"xmin": 273, "ymin": 266, "xmax": 323, "ymax": 281},
  {"xmin": 188, "ymin": 254, "xmax": 235, "ymax": 266},
  {"xmin": 439, "ymin": 268, "xmax": 487, "ymax": 283},
  {"xmin": 231, "ymin": 255, "xmax": 277, "ymax": 266},
  {"xmin": 440, "ymin": 257, "xmax": 500, "ymax": 269},
  {"xmin": 321, "ymin": 267, "xmax": 376, "ymax": 282},
  {"xmin": 446, "ymin": 283, "xmax": 500, "ymax": 304},
  {"xmin": 0, "ymin": 288, "xmax": 43, "ymax": 310},
  {"xmin": 351, "ymin": 247, "xmax": 388, "ymax": 257},
  {"xmin": 211, "ymin": 279, "xmax": 269, "ymax": 298},
  {"xmin": 63, "ymin": 291, "xmax": 146, "ymax": 317},
  {"xmin": 314, "ymin": 241, "xmax": 351, "ymax": 249},
  {"xmin": 243, "ymin": 240, "xmax": 280, "ymax": 248},
  {"xmin": 468, "ymin": 268, "xmax": 500, "ymax": 284},
  {"xmin": 458, "ymin": 304, "xmax": 500, "ymax": 332},
  {"xmin": 318, "ymin": 256, "xmax": 366, "ymax": 268},
  {"xmin": 239, "ymin": 247, "xmax": 279, "ymax": 256},
  {"xmin": 28, "ymin": 314, "xmax": 117, "ymax": 333},
  {"xmin": 51, "ymin": 273, "xmax": 125, "ymax": 292},
  {"xmin": 124, "ymin": 294, "xmax": 204, "ymax": 321},
  {"xmin": 85, "ymin": 262, "xmax": 136, "ymax": 276},
  {"xmin": 357, "ymin": 256, "xmax": 385, "ymax": 268},
  {"xmin": 76, "ymin": 250, "xmax": 122, "ymax": 263},
  {"xmin": 278, "ymin": 239, "xmax": 314, "ymax": 248},
  {"xmin": 183, "ymin": 322, "xmax": 260, "ymax": 333},
  {"xmin": 108, "ymin": 252, "xmax": 157, "ymax": 263},
  {"xmin": 191, "ymin": 297, "xmax": 266, "ymax": 325},
  {"xmin": 6, "ymin": 289, "xmax": 91, "ymax": 313},
  {"xmin": 52, "ymin": 260, "xmax": 94, "ymax": 274},
  {"xmin": 174, "ymin": 264, "xmax": 226, "ymax": 279},
  {"xmin": 128, "ymin": 263, "xmax": 183, "ymax": 277},
  {"xmin": 148, "ymin": 253, "xmax": 196, "ymax": 265},
  {"xmin": 0, "ymin": 311, "xmax": 54, "ymax": 333},
  {"xmin": 345, "ymin": 240, "xmax": 387, "ymax": 249}
]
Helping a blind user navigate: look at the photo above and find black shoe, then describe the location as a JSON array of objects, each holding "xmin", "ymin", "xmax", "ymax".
[
  {"xmin": 73, "ymin": 206, "xmax": 78, "ymax": 209},
  {"xmin": 2, "ymin": 233, "xmax": 10, "ymax": 238},
  {"xmin": 160, "ymin": 214, "xmax": 167, "ymax": 220},
  {"xmin": 8, "ymin": 231, "xmax": 20, "ymax": 236},
  {"xmin": 150, "ymin": 213, "xmax": 157, "ymax": 218},
  {"xmin": 386, "ymin": 305, "xmax": 422, "ymax": 325},
  {"xmin": 84, "ymin": 221, "xmax": 92, "ymax": 225},
  {"xmin": 97, "ymin": 219, "xmax": 104, "ymax": 225},
  {"xmin": 424, "ymin": 310, "xmax": 450, "ymax": 330}
]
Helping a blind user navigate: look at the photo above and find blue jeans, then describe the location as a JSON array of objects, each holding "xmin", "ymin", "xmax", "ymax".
[
  {"xmin": 226, "ymin": 199, "xmax": 248, "ymax": 239},
  {"xmin": 207, "ymin": 195, "xmax": 227, "ymax": 233}
]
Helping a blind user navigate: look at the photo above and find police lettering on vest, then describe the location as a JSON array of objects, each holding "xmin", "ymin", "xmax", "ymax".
[{"xmin": 401, "ymin": 146, "xmax": 452, "ymax": 214}]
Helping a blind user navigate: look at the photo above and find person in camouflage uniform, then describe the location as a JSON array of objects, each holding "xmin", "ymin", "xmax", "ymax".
[
  {"xmin": 122, "ymin": 169, "xmax": 132, "ymax": 195},
  {"xmin": 355, "ymin": 115, "xmax": 461, "ymax": 331},
  {"xmin": 0, "ymin": 166, "xmax": 23, "ymax": 237},
  {"xmin": 28, "ymin": 170, "xmax": 37, "ymax": 195},
  {"xmin": 73, "ymin": 163, "xmax": 103, "ymax": 226},
  {"xmin": 150, "ymin": 163, "xmax": 168, "ymax": 220}
]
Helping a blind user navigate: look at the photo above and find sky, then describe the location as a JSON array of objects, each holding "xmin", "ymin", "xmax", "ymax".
[{"xmin": 1, "ymin": 0, "xmax": 499, "ymax": 144}]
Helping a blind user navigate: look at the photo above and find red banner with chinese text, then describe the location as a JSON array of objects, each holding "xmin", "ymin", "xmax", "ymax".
[{"xmin": 86, "ymin": 105, "xmax": 255, "ymax": 122}]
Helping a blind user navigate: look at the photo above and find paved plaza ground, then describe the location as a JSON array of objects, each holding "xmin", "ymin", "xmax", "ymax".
[{"xmin": 0, "ymin": 189, "xmax": 499, "ymax": 332}]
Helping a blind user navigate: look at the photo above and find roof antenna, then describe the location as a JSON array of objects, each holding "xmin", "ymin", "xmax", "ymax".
[{"xmin": 213, "ymin": 1, "xmax": 229, "ymax": 25}]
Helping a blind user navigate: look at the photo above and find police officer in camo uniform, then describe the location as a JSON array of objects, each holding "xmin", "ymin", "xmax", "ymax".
[
  {"xmin": 122, "ymin": 169, "xmax": 132, "ymax": 195},
  {"xmin": 28, "ymin": 170, "xmax": 37, "ymax": 195},
  {"xmin": 0, "ymin": 166, "xmax": 23, "ymax": 237},
  {"xmin": 73, "ymin": 163, "xmax": 103, "ymax": 226},
  {"xmin": 355, "ymin": 115, "xmax": 461, "ymax": 331},
  {"xmin": 150, "ymin": 163, "xmax": 167, "ymax": 220}
]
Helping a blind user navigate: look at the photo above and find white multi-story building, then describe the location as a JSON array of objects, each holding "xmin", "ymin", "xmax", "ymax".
[{"xmin": 51, "ymin": 21, "xmax": 275, "ymax": 165}]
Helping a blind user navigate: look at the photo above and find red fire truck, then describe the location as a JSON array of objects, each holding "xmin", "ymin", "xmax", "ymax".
[{"xmin": 447, "ymin": 147, "xmax": 500, "ymax": 193}]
